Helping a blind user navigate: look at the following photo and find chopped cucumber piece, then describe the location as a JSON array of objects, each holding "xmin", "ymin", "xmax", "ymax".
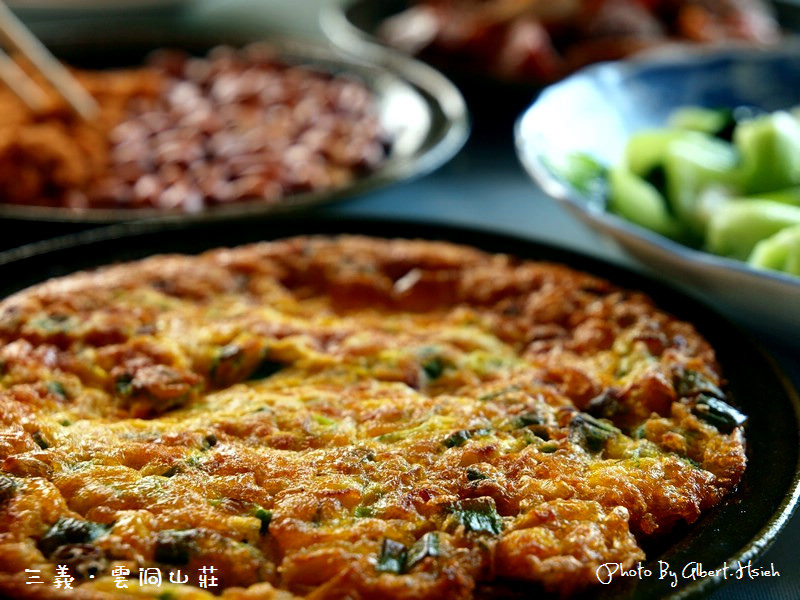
[
  {"xmin": 748, "ymin": 224, "xmax": 800, "ymax": 276},
  {"xmin": 668, "ymin": 106, "xmax": 733, "ymax": 136},
  {"xmin": 707, "ymin": 200, "xmax": 800, "ymax": 260},
  {"xmin": 608, "ymin": 165, "xmax": 685, "ymax": 238},
  {"xmin": 735, "ymin": 111, "xmax": 800, "ymax": 193},
  {"xmin": 625, "ymin": 129, "xmax": 709, "ymax": 177},
  {"xmin": 662, "ymin": 136, "xmax": 740, "ymax": 235},
  {"xmin": 745, "ymin": 186, "xmax": 800, "ymax": 207},
  {"xmin": 566, "ymin": 104, "xmax": 800, "ymax": 280},
  {"xmin": 550, "ymin": 152, "xmax": 608, "ymax": 207},
  {"xmin": 695, "ymin": 185, "xmax": 736, "ymax": 229}
]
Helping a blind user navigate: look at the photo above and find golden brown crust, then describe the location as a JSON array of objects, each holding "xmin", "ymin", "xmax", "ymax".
[{"xmin": 0, "ymin": 236, "xmax": 746, "ymax": 598}]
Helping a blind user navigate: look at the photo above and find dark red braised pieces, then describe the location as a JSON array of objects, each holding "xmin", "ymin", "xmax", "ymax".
[{"xmin": 379, "ymin": 0, "xmax": 780, "ymax": 83}]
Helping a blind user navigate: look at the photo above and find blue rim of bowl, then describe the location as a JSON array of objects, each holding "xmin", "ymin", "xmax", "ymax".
[{"xmin": 515, "ymin": 39, "xmax": 800, "ymax": 291}]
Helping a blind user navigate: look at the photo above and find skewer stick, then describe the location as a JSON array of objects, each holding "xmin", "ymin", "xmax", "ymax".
[
  {"xmin": 0, "ymin": 45, "xmax": 48, "ymax": 111},
  {"xmin": 0, "ymin": 0, "xmax": 99, "ymax": 119}
]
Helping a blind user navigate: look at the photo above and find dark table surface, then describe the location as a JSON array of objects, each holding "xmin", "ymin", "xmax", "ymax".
[{"xmin": 3, "ymin": 1, "xmax": 799, "ymax": 598}]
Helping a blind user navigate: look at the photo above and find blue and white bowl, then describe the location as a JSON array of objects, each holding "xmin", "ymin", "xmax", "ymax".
[{"xmin": 515, "ymin": 41, "xmax": 800, "ymax": 341}]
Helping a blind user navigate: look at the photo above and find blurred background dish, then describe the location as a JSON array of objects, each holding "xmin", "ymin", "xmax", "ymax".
[
  {"xmin": 0, "ymin": 28, "xmax": 468, "ymax": 223},
  {"xmin": 515, "ymin": 40, "xmax": 800, "ymax": 342},
  {"xmin": 775, "ymin": 0, "xmax": 800, "ymax": 28},
  {"xmin": 5, "ymin": 0, "xmax": 193, "ymax": 17},
  {"xmin": 323, "ymin": 0, "xmax": 542, "ymax": 117},
  {"xmin": 323, "ymin": 0, "xmax": 783, "ymax": 115}
]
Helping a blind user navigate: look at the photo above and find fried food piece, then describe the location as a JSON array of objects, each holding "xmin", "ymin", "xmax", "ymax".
[{"xmin": 0, "ymin": 62, "xmax": 161, "ymax": 207}]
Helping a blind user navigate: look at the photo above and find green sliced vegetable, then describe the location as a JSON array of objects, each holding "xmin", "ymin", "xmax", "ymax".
[
  {"xmin": 161, "ymin": 465, "xmax": 180, "ymax": 478},
  {"xmin": 115, "ymin": 373, "xmax": 134, "ymax": 397},
  {"xmin": 692, "ymin": 394, "xmax": 747, "ymax": 433},
  {"xmin": 662, "ymin": 135, "xmax": 739, "ymax": 235},
  {"xmin": 608, "ymin": 165, "xmax": 686, "ymax": 238},
  {"xmin": 354, "ymin": 506, "xmax": 375, "ymax": 518},
  {"xmin": 377, "ymin": 534, "xmax": 441, "ymax": 574},
  {"xmin": 39, "ymin": 517, "xmax": 110, "ymax": 557},
  {"xmin": 509, "ymin": 411, "xmax": 550, "ymax": 440},
  {"xmin": 28, "ymin": 314, "xmax": 78, "ymax": 335},
  {"xmin": 466, "ymin": 467, "xmax": 488, "ymax": 481},
  {"xmin": 407, "ymin": 532, "xmax": 440, "ymax": 570},
  {"xmin": 746, "ymin": 186, "xmax": 800, "ymax": 207},
  {"xmin": 154, "ymin": 529, "xmax": 197, "ymax": 565},
  {"xmin": 46, "ymin": 381, "xmax": 68, "ymax": 399},
  {"xmin": 668, "ymin": 106, "xmax": 734, "ymax": 136},
  {"xmin": 563, "ymin": 105, "xmax": 800, "ymax": 281},
  {"xmin": 510, "ymin": 412, "xmax": 544, "ymax": 428},
  {"xmin": 675, "ymin": 369, "xmax": 724, "ymax": 399},
  {"xmin": 247, "ymin": 358, "xmax": 285, "ymax": 381},
  {"xmin": 552, "ymin": 152, "xmax": 609, "ymax": 207},
  {"xmin": 443, "ymin": 428, "xmax": 491, "ymax": 448},
  {"xmin": 748, "ymin": 224, "xmax": 800, "ymax": 276},
  {"xmin": 570, "ymin": 413, "xmax": 620, "ymax": 453},
  {"xmin": 450, "ymin": 498, "xmax": 503, "ymax": 535},
  {"xmin": 0, "ymin": 476, "xmax": 16, "ymax": 504},
  {"xmin": 707, "ymin": 200, "xmax": 800, "ymax": 260},
  {"xmin": 31, "ymin": 431, "xmax": 50, "ymax": 450},
  {"xmin": 253, "ymin": 508, "xmax": 273, "ymax": 535},
  {"xmin": 422, "ymin": 356, "xmax": 446, "ymax": 380},
  {"xmin": 376, "ymin": 538, "xmax": 407, "ymax": 573},
  {"xmin": 624, "ymin": 129, "xmax": 703, "ymax": 176},
  {"xmin": 735, "ymin": 111, "xmax": 800, "ymax": 193}
]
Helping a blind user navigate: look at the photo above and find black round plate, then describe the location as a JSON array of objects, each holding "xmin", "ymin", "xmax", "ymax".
[
  {"xmin": 1, "ymin": 217, "xmax": 798, "ymax": 599},
  {"xmin": 0, "ymin": 28, "xmax": 468, "ymax": 224}
]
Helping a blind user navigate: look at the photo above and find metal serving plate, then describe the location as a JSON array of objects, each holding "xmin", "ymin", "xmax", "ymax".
[
  {"xmin": 0, "ymin": 28, "xmax": 468, "ymax": 224},
  {"xmin": 1, "ymin": 217, "xmax": 798, "ymax": 599}
]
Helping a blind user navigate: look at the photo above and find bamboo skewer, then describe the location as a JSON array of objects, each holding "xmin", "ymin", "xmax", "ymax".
[
  {"xmin": 0, "ymin": 0, "xmax": 98, "ymax": 119},
  {"xmin": 0, "ymin": 45, "xmax": 48, "ymax": 111}
]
